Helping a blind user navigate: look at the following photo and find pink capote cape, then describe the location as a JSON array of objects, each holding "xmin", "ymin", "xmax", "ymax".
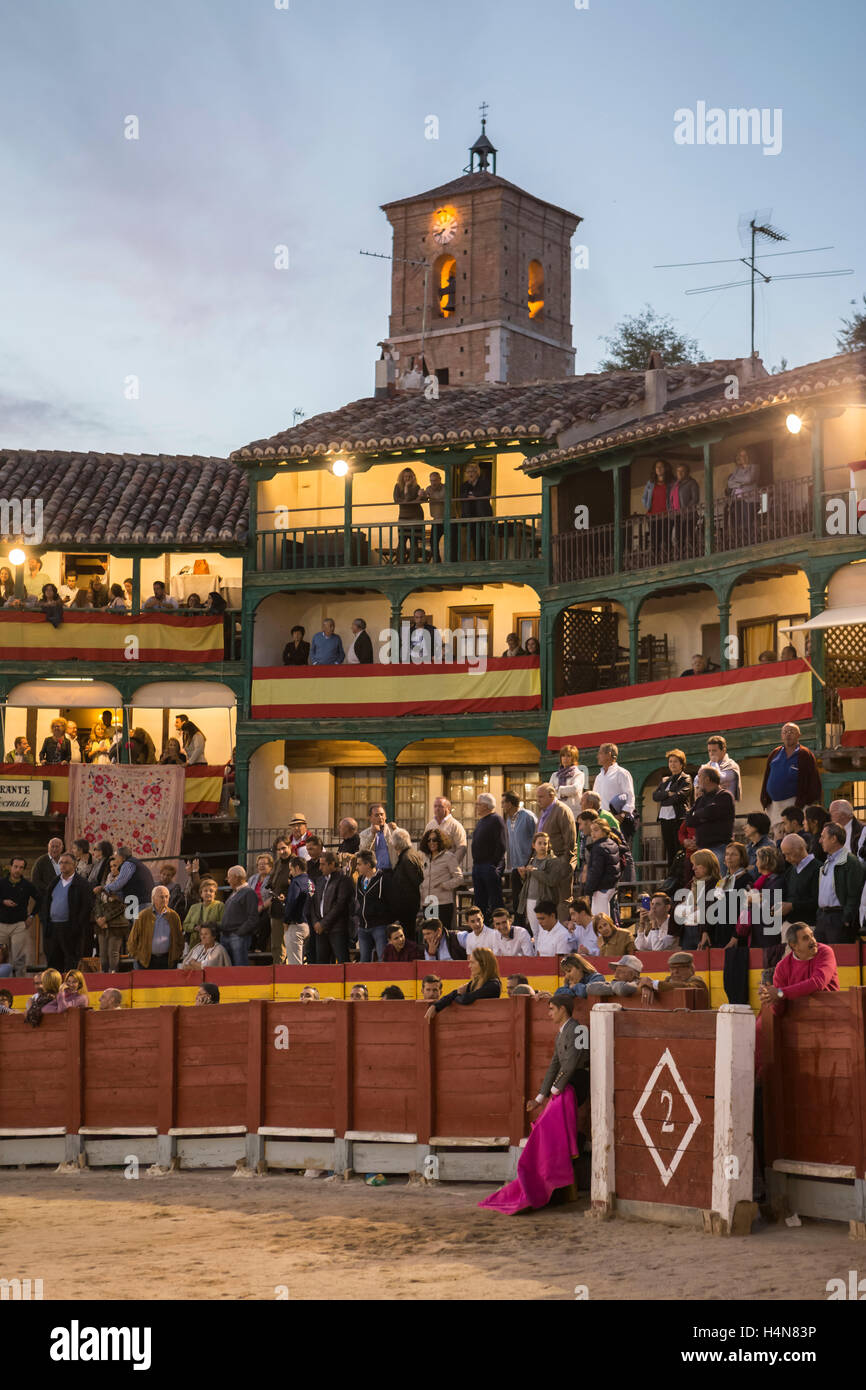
[{"xmin": 478, "ymin": 1086, "xmax": 578, "ymax": 1215}]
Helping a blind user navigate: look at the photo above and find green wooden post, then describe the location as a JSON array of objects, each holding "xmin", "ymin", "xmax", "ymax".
[
  {"xmin": 442, "ymin": 461, "xmax": 453, "ymax": 564},
  {"xmin": 385, "ymin": 756, "xmax": 397, "ymax": 821},
  {"xmin": 628, "ymin": 605, "xmax": 640, "ymax": 685},
  {"xmin": 131, "ymin": 556, "xmax": 141, "ymax": 615},
  {"xmin": 718, "ymin": 597, "xmax": 731, "ymax": 669},
  {"xmin": 541, "ymin": 476, "xmax": 553, "ymax": 585},
  {"xmin": 808, "ymin": 571, "xmax": 828, "ymax": 748},
  {"xmin": 235, "ymin": 752, "xmax": 249, "ymax": 860},
  {"xmin": 343, "ymin": 474, "xmax": 353, "ymax": 567},
  {"xmin": 703, "ymin": 443, "xmax": 715, "ymax": 557},
  {"xmin": 811, "ymin": 416, "xmax": 825, "ymax": 538},
  {"xmin": 613, "ymin": 463, "xmax": 623, "ymax": 575}
]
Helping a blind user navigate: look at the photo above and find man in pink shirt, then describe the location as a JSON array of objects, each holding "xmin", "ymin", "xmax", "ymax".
[{"xmin": 758, "ymin": 921, "xmax": 839, "ymax": 1013}]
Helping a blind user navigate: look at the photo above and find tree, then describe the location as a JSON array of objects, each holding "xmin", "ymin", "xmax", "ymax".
[
  {"xmin": 599, "ymin": 304, "xmax": 701, "ymax": 371},
  {"xmin": 836, "ymin": 295, "xmax": 866, "ymax": 354}
]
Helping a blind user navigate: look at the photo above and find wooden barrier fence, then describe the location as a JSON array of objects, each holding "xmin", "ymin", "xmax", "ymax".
[{"xmin": 761, "ymin": 988, "xmax": 866, "ymax": 1234}]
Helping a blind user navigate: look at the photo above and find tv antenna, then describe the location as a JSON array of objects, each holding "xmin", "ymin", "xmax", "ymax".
[
  {"xmin": 360, "ymin": 249, "xmax": 432, "ymax": 364},
  {"xmin": 655, "ymin": 212, "xmax": 853, "ymax": 358},
  {"xmin": 291, "ymin": 407, "xmax": 305, "ymax": 426}
]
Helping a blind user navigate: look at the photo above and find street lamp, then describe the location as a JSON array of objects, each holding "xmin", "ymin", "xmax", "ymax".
[
  {"xmin": 8, "ymin": 548, "xmax": 25, "ymax": 565},
  {"xmin": 331, "ymin": 458, "xmax": 349, "ymax": 477}
]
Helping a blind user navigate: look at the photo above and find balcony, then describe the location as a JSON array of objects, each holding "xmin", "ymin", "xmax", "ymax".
[
  {"xmin": 256, "ymin": 495, "xmax": 542, "ymax": 573},
  {"xmin": 552, "ymin": 475, "xmax": 815, "ymax": 583},
  {"xmin": 250, "ymin": 655, "xmax": 541, "ymax": 720},
  {"xmin": 0, "ymin": 609, "xmax": 242, "ymax": 664}
]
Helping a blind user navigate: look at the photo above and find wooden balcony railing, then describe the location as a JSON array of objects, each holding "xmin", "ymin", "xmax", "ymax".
[{"xmin": 553, "ymin": 476, "xmax": 815, "ymax": 583}]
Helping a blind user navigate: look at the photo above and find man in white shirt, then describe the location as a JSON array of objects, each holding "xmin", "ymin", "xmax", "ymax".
[
  {"xmin": 489, "ymin": 907, "xmax": 535, "ymax": 957},
  {"xmin": 423, "ymin": 796, "xmax": 467, "ymax": 865},
  {"xmin": 593, "ymin": 743, "xmax": 635, "ymax": 817},
  {"xmin": 828, "ymin": 799, "xmax": 866, "ymax": 857},
  {"xmin": 58, "ymin": 569, "xmax": 79, "ymax": 604},
  {"xmin": 358, "ymin": 804, "xmax": 406, "ymax": 869},
  {"xmin": 456, "ymin": 905, "xmax": 499, "ymax": 954},
  {"xmin": 565, "ymin": 898, "xmax": 599, "ymax": 955},
  {"xmin": 65, "ymin": 721, "xmax": 83, "ymax": 764},
  {"xmin": 634, "ymin": 893, "xmax": 676, "ymax": 951},
  {"xmin": 693, "ymin": 734, "xmax": 741, "ymax": 802},
  {"xmin": 143, "ymin": 580, "xmax": 178, "ymax": 612},
  {"xmin": 533, "ymin": 901, "xmax": 572, "ymax": 957}
]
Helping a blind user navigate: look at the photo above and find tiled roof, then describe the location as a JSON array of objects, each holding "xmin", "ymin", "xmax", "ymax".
[
  {"xmin": 526, "ymin": 350, "xmax": 866, "ymax": 470},
  {"xmin": 0, "ymin": 451, "xmax": 248, "ymax": 545},
  {"xmin": 231, "ymin": 361, "xmax": 744, "ymax": 462},
  {"xmin": 381, "ymin": 171, "xmax": 581, "ymax": 223}
]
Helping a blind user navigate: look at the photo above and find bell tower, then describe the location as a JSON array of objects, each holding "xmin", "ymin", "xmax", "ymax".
[{"xmin": 380, "ymin": 118, "xmax": 581, "ymax": 387}]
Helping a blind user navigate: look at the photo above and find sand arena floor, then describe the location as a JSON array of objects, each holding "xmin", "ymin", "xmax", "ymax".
[{"xmin": 0, "ymin": 1169, "xmax": 857, "ymax": 1301}]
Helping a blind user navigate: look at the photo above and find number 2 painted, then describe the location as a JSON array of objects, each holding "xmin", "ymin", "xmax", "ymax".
[{"xmin": 660, "ymin": 1090, "xmax": 675, "ymax": 1132}]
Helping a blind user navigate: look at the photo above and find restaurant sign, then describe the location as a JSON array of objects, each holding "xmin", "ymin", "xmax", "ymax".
[{"xmin": 0, "ymin": 780, "xmax": 50, "ymax": 815}]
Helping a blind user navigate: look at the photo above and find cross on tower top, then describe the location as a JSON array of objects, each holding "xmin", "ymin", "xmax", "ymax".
[{"xmin": 479, "ymin": 100, "xmax": 489, "ymax": 121}]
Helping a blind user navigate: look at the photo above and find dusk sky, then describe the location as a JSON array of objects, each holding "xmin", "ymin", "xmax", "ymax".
[{"xmin": 1, "ymin": 0, "xmax": 863, "ymax": 457}]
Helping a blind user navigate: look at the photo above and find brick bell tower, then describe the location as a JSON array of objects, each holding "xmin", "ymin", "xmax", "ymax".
[{"xmin": 379, "ymin": 117, "xmax": 582, "ymax": 387}]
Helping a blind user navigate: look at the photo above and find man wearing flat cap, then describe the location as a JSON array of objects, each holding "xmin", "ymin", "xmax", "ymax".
[
  {"xmin": 586, "ymin": 953, "xmax": 643, "ymax": 997},
  {"xmin": 640, "ymin": 950, "xmax": 709, "ymax": 1006}
]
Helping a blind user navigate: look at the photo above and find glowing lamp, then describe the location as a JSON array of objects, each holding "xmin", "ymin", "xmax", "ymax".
[
  {"xmin": 332, "ymin": 458, "xmax": 349, "ymax": 477},
  {"xmin": 8, "ymin": 548, "xmax": 26, "ymax": 565},
  {"xmin": 785, "ymin": 413, "xmax": 802, "ymax": 434}
]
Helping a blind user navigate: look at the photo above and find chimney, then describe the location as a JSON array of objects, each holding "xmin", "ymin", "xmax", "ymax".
[
  {"xmin": 375, "ymin": 343, "xmax": 398, "ymax": 398},
  {"xmin": 644, "ymin": 351, "xmax": 667, "ymax": 416}
]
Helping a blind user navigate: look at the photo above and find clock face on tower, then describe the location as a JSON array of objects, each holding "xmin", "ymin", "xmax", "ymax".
[{"xmin": 432, "ymin": 206, "xmax": 459, "ymax": 245}]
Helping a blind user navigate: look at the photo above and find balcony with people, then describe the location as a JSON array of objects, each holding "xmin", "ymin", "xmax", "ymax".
[
  {"xmin": 549, "ymin": 399, "xmax": 866, "ymax": 588},
  {"xmin": 248, "ymin": 583, "xmax": 543, "ymax": 728},
  {"xmin": 0, "ymin": 548, "xmax": 244, "ymax": 663},
  {"xmin": 253, "ymin": 452, "xmax": 542, "ymax": 577}
]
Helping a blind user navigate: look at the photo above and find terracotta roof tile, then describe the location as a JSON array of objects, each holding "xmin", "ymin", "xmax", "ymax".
[
  {"xmin": 231, "ymin": 361, "xmax": 744, "ymax": 462},
  {"xmin": 380, "ymin": 170, "xmax": 581, "ymax": 223},
  {"xmin": 526, "ymin": 350, "xmax": 866, "ymax": 470},
  {"xmin": 0, "ymin": 451, "xmax": 248, "ymax": 546}
]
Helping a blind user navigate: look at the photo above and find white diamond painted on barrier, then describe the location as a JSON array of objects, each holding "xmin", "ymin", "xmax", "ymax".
[{"xmin": 632, "ymin": 1047, "xmax": 702, "ymax": 1188}]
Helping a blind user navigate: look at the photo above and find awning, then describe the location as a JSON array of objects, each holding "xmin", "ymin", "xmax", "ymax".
[
  {"xmin": 4, "ymin": 680, "xmax": 123, "ymax": 709},
  {"xmin": 130, "ymin": 681, "xmax": 236, "ymax": 709},
  {"xmin": 780, "ymin": 605, "xmax": 866, "ymax": 632}
]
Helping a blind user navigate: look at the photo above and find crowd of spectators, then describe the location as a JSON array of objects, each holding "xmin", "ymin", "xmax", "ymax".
[
  {"xmin": 0, "ymin": 559, "xmax": 229, "ymax": 619},
  {"xmin": 279, "ymin": 611, "xmax": 542, "ymax": 666},
  {"xmin": 3, "ymin": 711, "xmax": 216, "ymax": 768}
]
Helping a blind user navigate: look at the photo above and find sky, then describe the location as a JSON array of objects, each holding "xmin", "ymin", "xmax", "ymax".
[{"xmin": 0, "ymin": 0, "xmax": 864, "ymax": 458}]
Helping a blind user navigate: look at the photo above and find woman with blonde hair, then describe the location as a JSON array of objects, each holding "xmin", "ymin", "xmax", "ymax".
[
  {"xmin": 393, "ymin": 466, "xmax": 424, "ymax": 562},
  {"xmin": 57, "ymin": 970, "xmax": 89, "ymax": 1010},
  {"xmin": 550, "ymin": 745, "xmax": 584, "ymax": 810},
  {"xmin": 24, "ymin": 968, "xmax": 63, "ymax": 1026},
  {"xmin": 593, "ymin": 912, "xmax": 635, "ymax": 959},
  {"xmin": 674, "ymin": 849, "xmax": 720, "ymax": 950},
  {"xmin": 425, "ymin": 946, "xmax": 501, "ymax": 1020}
]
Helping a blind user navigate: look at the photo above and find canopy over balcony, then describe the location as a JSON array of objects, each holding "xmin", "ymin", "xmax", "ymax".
[
  {"xmin": 251, "ymin": 656, "xmax": 541, "ymax": 719},
  {"xmin": 548, "ymin": 659, "xmax": 812, "ymax": 749}
]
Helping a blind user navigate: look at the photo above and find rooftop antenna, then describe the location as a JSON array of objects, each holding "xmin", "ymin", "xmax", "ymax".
[
  {"xmin": 655, "ymin": 212, "xmax": 853, "ymax": 358},
  {"xmin": 291, "ymin": 408, "xmax": 305, "ymax": 426},
  {"xmin": 360, "ymin": 249, "xmax": 431, "ymax": 363}
]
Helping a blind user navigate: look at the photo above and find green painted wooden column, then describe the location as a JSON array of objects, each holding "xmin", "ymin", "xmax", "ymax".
[
  {"xmin": 131, "ymin": 557, "xmax": 141, "ymax": 615},
  {"xmin": 703, "ymin": 443, "xmax": 715, "ymax": 557},
  {"xmin": 811, "ymin": 416, "xmax": 825, "ymax": 538},
  {"xmin": 541, "ymin": 476, "xmax": 553, "ymax": 586},
  {"xmin": 442, "ymin": 461, "xmax": 453, "ymax": 563},
  {"xmin": 385, "ymin": 756, "xmax": 397, "ymax": 821},
  {"xmin": 808, "ymin": 571, "xmax": 828, "ymax": 746},
  {"xmin": 718, "ymin": 597, "xmax": 731, "ymax": 669},
  {"xmin": 343, "ymin": 474, "xmax": 353, "ymax": 566},
  {"xmin": 613, "ymin": 463, "xmax": 624, "ymax": 575},
  {"xmin": 628, "ymin": 608, "xmax": 640, "ymax": 685},
  {"xmin": 235, "ymin": 753, "xmax": 249, "ymax": 859}
]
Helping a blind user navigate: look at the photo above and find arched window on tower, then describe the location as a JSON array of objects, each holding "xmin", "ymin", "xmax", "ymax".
[
  {"xmin": 528, "ymin": 260, "xmax": 544, "ymax": 320},
  {"xmin": 435, "ymin": 254, "xmax": 457, "ymax": 318}
]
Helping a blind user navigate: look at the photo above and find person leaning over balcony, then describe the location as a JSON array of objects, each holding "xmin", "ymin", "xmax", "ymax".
[
  {"xmin": 282, "ymin": 624, "xmax": 310, "ymax": 665},
  {"xmin": 38, "ymin": 582, "xmax": 64, "ymax": 628},
  {"xmin": 641, "ymin": 950, "xmax": 710, "ymax": 1007},
  {"xmin": 694, "ymin": 734, "xmax": 741, "ymax": 802},
  {"xmin": 142, "ymin": 580, "xmax": 178, "ymax": 611},
  {"xmin": 502, "ymin": 632, "xmax": 527, "ymax": 658},
  {"xmin": 89, "ymin": 574, "xmax": 109, "ymax": 609},
  {"xmin": 758, "ymin": 922, "xmax": 839, "ymax": 1013},
  {"xmin": 5, "ymin": 735, "xmax": 33, "ymax": 764},
  {"xmin": 127, "ymin": 885, "xmax": 184, "ymax": 971},
  {"xmin": 653, "ymin": 748, "xmax": 693, "ymax": 869},
  {"xmin": 759, "ymin": 723, "xmax": 822, "ymax": 833},
  {"xmin": 680, "ymin": 653, "xmax": 719, "ymax": 677},
  {"xmin": 346, "ymin": 617, "xmax": 373, "ymax": 664},
  {"xmin": 394, "ymin": 466, "xmax": 424, "ymax": 563},
  {"xmin": 106, "ymin": 583, "xmax": 128, "ymax": 611},
  {"xmin": 525, "ymin": 636, "xmax": 540, "ymax": 656},
  {"xmin": 310, "ymin": 617, "xmax": 345, "ymax": 665},
  {"xmin": 419, "ymin": 827, "xmax": 463, "ymax": 934},
  {"xmin": 426, "ymin": 946, "xmax": 501, "ymax": 1020},
  {"xmin": 175, "ymin": 714, "xmax": 206, "ymax": 765},
  {"xmin": 39, "ymin": 717, "xmax": 72, "ymax": 765},
  {"xmin": 684, "ymin": 766, "xmax": 734, "ymax": 866},
  {"xmin": 814, "ymin": 822, "xmax": 866, "ymax": 945}
]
